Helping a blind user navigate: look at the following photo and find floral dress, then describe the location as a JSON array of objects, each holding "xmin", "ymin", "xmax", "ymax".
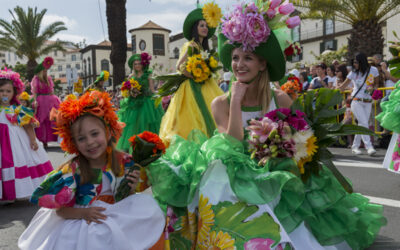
[
  {"xmin": 0, "ymin": 104, "xmax": 52, "ymax": 201},
  {"xmin": 147, "ymin": 98, "xmax": 386, "ymax": 249},
  {"xmin": 18, "ymin": 152, "xmax": 165, "ymax": 250}
]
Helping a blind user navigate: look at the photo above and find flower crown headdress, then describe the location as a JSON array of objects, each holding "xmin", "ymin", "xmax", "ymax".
[
  {"xmin": 0, "ymin": 68, "xmax": 24, "ymax": 104},
  {"xmin": 94, "ymin": 70, "xmax": 110, "ymax": 85},
  {"xmin": 128, "ymin": 53, "xmax": 152, "ymax": 71},
  {"xmin": 50, "ymin": 90, "xmax": 125, "ymax": 154},
  {"xmin": 218, "ymin": 0, "xmax": 301, "ymax": 81}
]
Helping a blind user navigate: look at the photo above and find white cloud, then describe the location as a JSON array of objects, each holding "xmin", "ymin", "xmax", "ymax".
[{"xmin": 42, "ymin": 14, "xmax": 78, "ymax": 30}]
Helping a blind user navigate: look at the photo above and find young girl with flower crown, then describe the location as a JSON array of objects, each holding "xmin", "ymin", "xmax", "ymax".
[
  {"xmin": 18, "ymin": 91, "xmax": 165, "ymax": 250},
  {"xmin": 0, "ymin": 69, "xmax": 52, "ymax": 203},
  {"xmin": 147, "ymin": 1, "xmax": 386, "ymax": 249}
]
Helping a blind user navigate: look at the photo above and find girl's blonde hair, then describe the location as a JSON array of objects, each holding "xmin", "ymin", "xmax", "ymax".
[
  {"xmin": 257, "ymin": 69, "xmax": 272, "ymax": 114},
  {"xmin": 37, "ymin": 70, "xmax": 49, "ymax": 85},
  {"xmin": 58, "ymin": 114, "xmax": 122, "ymax": 184}
]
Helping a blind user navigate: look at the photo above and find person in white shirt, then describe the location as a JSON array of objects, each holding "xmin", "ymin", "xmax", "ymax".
[
  {"xmin": 308, "ymin": 63, "xmax": 329, "ymax": 90},
  {"xmin": 326, "ymin": 65, "xmax": 337, "ymax": 88},
  {"xmin": 338, "ymin": 53, "xmax": 379, "ymax": 156}
]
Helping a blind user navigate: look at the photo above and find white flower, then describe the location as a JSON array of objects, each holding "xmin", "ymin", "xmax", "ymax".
[{"xmin": 293, "ymin": 129, "xmax": 314, "ymax": 162}]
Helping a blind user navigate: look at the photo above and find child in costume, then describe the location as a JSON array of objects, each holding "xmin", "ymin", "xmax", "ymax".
[
  {"xmin": 377, "ymin": 37, "xmax": 400, "ymax": 173},
  {"xmin": 84, "ymin": 70, "xmax": 109, "ymax": 93},
  {"xmin": 18, "ymin": 91, "xmax": 165, "ymax": 250},
  {"xmin": 31, "ymin": 57, "xmax": 61, "ymax": 147},
  {"xmin": 147, "ymin": 2, "xmax": 386, "ymax": 249},
  {"xmin": 117, "ymin": 53, "xmax": 164, "ymax": 153},
  {"xmin": 0, "ymin": 69, "xmax": 53, "ymax": 202},
  {"xmin": 157, "ymin": 2, "xmax": 223, "ymax": 145}
]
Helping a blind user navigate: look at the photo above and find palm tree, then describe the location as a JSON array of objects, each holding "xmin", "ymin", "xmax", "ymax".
[
  {"xmin": 105, "ymin": 0, "xmax": 127, "ymax": 89},
  {"xmin": 0, "ymin": 6, "xmax": 67, "ymax": 80},
  {"xmin": 294, "ymin": 0, "xmax": 400, "ymax": 60}
]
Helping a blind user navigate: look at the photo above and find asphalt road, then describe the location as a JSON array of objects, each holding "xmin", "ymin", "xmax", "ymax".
[{"xmin": 1, "ymin": 144, "xmax": 399, "ymax": 249}]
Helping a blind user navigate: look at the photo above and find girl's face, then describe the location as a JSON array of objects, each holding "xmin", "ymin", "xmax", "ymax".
[
  {"xmin": 326, "ymin": 67, "xmax": 333, "ymax": 77},
  {"xmin": 0, "ymin": 82, "xmax": 14, "ymax": 106},
  {"xmin": 335, "ymin": 70, "xmax": 343, "ymax": 79},
  {"xmin": 133, "ymin": 60, "xmax": 143, "ymax": 72},
  {"xmin": 231, "ymin": 48, "xmax": 266, "ymax": 84},
  {"xmin": 72, "ymin": 115, "xmax": 110, "ymax": 163},
  {"xmin": 197, "ymin": 20, "xmax": 208, "ymax": 38}
]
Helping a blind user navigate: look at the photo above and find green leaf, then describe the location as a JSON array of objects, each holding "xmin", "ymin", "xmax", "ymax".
[
  {"xmin": 315, "ymin": 107, "xmax": 345, "ymax": 120},
  {"xmin": 213, "ymin": 201, "xmax": 281, "ymax": 246},
  {"xmin": 328, "ymin": 124, "xmax": 375, "ymax": 136},
  {"xmin": 187, "ymin": 46, "xmax": 193, "ymax": 57}
]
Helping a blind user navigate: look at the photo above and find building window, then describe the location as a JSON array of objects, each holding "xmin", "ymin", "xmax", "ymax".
[
  {"xmin": 72, "ymin": 54, "xmax": 77, "ymax": 61},
  {"xmin": 320, "ymin": 39, "xmax": 338, "ymax": 53},
  {"xmin": 139, "ymin": 40, "xmax": 146, "ymax": 51},
  {"xmin": 88, "ymin": 57, "xmax": 91, "ymax": 76},
  {"xmin": 292, "ymin": 25, "xmax": 300, "ymax": 42},
  {"xmin": 101, "ymin": 59, "xmax": 109, "ymax": 71},
  {"xmin": 173, "ymin": 47, "xmax": 179, "ymax": 59},
  {"xmin": 153, "ymin": 34, "xmax": 165, "ymax": 56},
  {"xmin": 58, "ymin": 65, "xmax": 63, "ymax": 71},
  {"xmin": 83, "ymin": 59, "xmax": 87, "ymax": 75},
  {"xmin": 75, "ymin": 63, "xmax": 81, "ymax": 70},
  {"xmin": 132, "ymin": 35, "xmax": 136, "ymax": 54},
  {"xmin": 324, "ymin": 19, "xmax": 334, "ymax": 35},
  {"xmin": 54, "ymin": 51, "xmax": 58, "ymax": 56},
  {"xmin": 66, "ymin": 64, "xmax": 71, "ymax": 69}
]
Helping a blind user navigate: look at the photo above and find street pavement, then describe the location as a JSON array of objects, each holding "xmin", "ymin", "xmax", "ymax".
[{"xmin": 1, "ymin": 144, "xmax": 400, "ymax": 249}]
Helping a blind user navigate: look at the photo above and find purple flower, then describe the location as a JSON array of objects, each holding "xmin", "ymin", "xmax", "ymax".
[
  {"xmin": 282, "ymin": 139, "xmax": 296, "ymax": 157},
  {"xmin": 247, "ymin": 117, "xmax": 277, "ymax": 143},
  {"xmin": 286, "ymin": 16, "xmax": 301, "ymax": 29},
  {"xmin": 264, "ymin": 108, "xmax": 291, "ymax": 121},
  {"xmin": 372, "ymin": 89, "xmax": 383, "ymax": 100},
  {"xmin": 269, "ymin": 0, "xmax": 281, "ymax": 9},
  {"xmin": 221, "ymin": 6, "xmax": 247, "ymax": 45},
  {"xmin": 244, "ymin": 12, "xmax": 271, "ymax": 50},
  {"xmin": 278, "ymin": 3, "xmax": 295, "ymax": 15},
  {"xmin": 266, "ymin": 8, "xmax": 276, "ymax": 19}
]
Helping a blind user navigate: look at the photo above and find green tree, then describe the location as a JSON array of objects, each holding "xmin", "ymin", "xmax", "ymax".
[
  {"xmin": 294, "ymin": 0, "xmax": 400, "ymax": 60},
  {"xmin": 13, "ymin": 62, "xmax": 27, "ymax": 80},
  {"xmin": 311, "ymin": 45, "xmax": 348, "ymax": 65},
  {"xmin": 105, "ymin": 0, "xmax": 127, "ymax": 90},
  {"xmin": 0, "ymin": 6, "xmax": 68, "ymax": 80}
]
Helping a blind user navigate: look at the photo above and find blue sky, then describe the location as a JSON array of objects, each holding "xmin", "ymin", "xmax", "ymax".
[{"xmin": 0, "ymin": 0, "xmax": 242, "ymax": 46}]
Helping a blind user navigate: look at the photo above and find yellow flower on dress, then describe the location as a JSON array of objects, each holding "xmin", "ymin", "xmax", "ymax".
[
  {"xmin": 202, "ymin": 2, "xmax": 222, "ymax": 28},
  {"xmin": 297, "ymin": 155, "xmax": 312, "ymax": 174},
  {"xmin": 180, "ymin": 211, "xmax": 197, "ymax": 242},
  {"xmin": 197, "ymin": 194, "xmax": 215, "ymax": 245},
  {"xmin": 306, "ymin": 135, "xmax": 318, "ymax": 156},
  {"xmin": 199, "ymin": 230, "xmax": 235, "ymax": 250}
]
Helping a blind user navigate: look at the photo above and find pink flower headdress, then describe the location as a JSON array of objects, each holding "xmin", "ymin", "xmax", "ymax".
[{"xmin": 0, "ymin": 68, "xmax": 24, "ymax": 105}]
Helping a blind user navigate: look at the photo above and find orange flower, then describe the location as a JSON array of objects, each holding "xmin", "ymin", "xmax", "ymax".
[
  {"xmin": 50, "ymin": 90, "xmax": 125, "ymax": 155},
  {"xmin": 129, "ymin": 131, "xmax": 166, "ymax": 154},
  {"xmin": 281, "ymin": 79, "xmax": 301, "ymax": 99}
]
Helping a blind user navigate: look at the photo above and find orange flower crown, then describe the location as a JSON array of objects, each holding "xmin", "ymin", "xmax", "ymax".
[
  {"xmin": 129, "ymin": 131, "xmax": 166, "ymax": 154},
  {"xmin": 50, "ymin": 90, "xmax": 125, "ymax": 154}
]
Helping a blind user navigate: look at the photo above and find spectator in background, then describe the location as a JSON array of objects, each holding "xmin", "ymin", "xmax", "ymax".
[
  {"xmin": 373, "ymin": 54, "xmax": 383, "ymax": 66},
  {"xmin": 332, "ymin": 60, "xmax": 340, "ymax": 68},
  {"xmin": 381, "ymin": 61, "xmax": 399, "ymax": 97},
  {"xmin": 334, "ymin": 64, "xmax": 352, "ymax": 89},
  {"xmin": 219, "ymin": 71, "xmax": 231, "ymax": 93},
  {"xmin": 309, "ymin": 63, "xmax": 329, "ymax": 90},
  {"xmin": 310, "ymin": 64, "xmax": 317, "ymax": 78},
  {"xmin": 299, "ymin": 71, "xmax": 309, "ymax": 92},
  {"xmin": 326, "ymin": 64, "xmax": 337, "ymax": 88}
]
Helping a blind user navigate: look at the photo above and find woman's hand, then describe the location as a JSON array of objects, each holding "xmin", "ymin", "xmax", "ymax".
[
  {"xmin": 230, "ymin": 81, "xmax": 249, "ymax": 104},
  {"xmin": 126, "ymin": 170, "xmax": 140, "ymax": 194},
  {"xmin": 82, "ymin": 207, "xmax": 107, "ymax": 224}
]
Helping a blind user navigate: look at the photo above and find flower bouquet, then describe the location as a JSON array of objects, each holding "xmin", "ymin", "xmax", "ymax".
[
  {"xmin": 281, "ymin": 77, "xmax": 302, "ymax": 99},
  {"xmin": 284, "ymin": 42, "xmax": 302, "ymax": 61},
  {"xmin": 185, "ymin": 49, "xmax": 221, "ymax": 83},
  {"xmin": 115, "ymin": 131, "xmax": 166, "ymax": 202},
  {"xmin": 248, "ymin": 89, "xmax": 375, "ymax": 193},
  {"xmin": 121, "ymin": 78, "xmax": 142, "ymax": 98}
]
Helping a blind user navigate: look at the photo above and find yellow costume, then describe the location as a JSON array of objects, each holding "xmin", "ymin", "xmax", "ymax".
[{"xmin": 159, "ymin": 41, "xmax": 223, "ymax": 145}]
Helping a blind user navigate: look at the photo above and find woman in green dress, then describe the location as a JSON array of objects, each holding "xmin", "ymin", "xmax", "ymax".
[{"xmin": 117, "ymin": 53, "xmax": 164, "ymax": 152}]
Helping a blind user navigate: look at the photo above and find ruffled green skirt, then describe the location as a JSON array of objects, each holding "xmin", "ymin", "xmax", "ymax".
[
  {"xmin": 117, "ymin": 96, "xmax": 164, "ymax": 152},
  {"xmin": 148, "ymin": 131, "xmax": 386, "ymax": 249}
]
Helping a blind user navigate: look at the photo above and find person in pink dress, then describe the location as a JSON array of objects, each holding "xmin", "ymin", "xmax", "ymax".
[{"xmin": 31, "ymin": 57, "xmax": 61, "ymax": 147}]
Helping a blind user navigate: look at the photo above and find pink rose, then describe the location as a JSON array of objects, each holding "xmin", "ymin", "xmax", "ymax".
[
  {"xmin": 286, "ymin": 16, "xmax": 301, "ymax": 29},
  {"xmin": 278, "ymin": 3, "xmax": 295, "ymax": 15}
]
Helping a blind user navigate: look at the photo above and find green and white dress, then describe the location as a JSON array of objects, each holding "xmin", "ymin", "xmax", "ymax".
[{"xmin": 148, "ymin": 95, "xmax": 386, "ymax": 250}]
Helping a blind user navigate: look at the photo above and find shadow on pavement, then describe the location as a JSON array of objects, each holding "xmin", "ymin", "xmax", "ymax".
[
  {"xmin": 0, "ymin": 200, "xmax": 39, "ymax": 228},
  {"xmin": 367, "ymin": 235, "xmax": 400, "ymax": 250}
]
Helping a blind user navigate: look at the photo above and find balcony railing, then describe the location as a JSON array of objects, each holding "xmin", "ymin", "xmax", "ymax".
[{"xmin": 300, "ymin": 23, "xmax": 353, "ymax": 41}]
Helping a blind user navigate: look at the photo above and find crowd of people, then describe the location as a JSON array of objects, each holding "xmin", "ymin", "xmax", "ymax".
[{"xmin": 1, "ymin": 0, "xmax": 399, "ymax": 249}]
